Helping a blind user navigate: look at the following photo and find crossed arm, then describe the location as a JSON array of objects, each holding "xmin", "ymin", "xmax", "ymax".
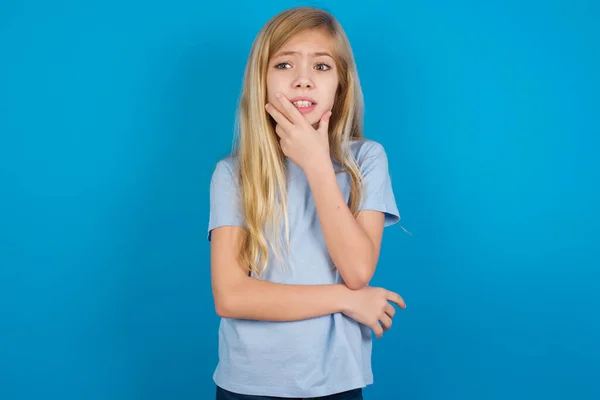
[
  {"xmin": 210, "ymin": 205, "xmax": 385, "ymax": 322},
  {"xmin": 210, "ymin": 175, "xmax": 386, "ymax": 322}
]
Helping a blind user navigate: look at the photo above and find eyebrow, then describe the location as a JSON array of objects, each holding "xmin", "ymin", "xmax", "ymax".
[{"xmin": 272, "ymin": 50, "xmax": 334, "ymax": 59}]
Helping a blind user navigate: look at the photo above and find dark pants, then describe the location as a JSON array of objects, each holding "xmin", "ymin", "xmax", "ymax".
[{"xmin": 216, "ymin": 386, "xmax": 363, "ymax": 400}]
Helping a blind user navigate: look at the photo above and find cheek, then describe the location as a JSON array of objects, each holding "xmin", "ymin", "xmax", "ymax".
[
  {"xmin": 266, "ymin": 74, "xmax": 283, "ymax": 102},
  {"xmin": 321, "ymin": 81, "xmax": 339, "ymax": 109}
]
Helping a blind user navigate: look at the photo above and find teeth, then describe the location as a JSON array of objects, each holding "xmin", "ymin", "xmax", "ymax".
[{"xmin": 293, "ymin": 100, "xmax": 313, "ymax": 107}]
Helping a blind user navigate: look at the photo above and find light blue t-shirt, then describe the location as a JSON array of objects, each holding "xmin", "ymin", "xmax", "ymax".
[{"xmin": 207, "ymin": 139, "xmax": 400, "ymax": 398}]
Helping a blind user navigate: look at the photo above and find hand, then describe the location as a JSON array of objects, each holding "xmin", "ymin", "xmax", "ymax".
[
  {"xmin": 342, "ymin": 286, "xmax": 406, "ymax": 339},
  {"xmin": 265, "ymin": 92, "xmax": 331, "ymax": 172}
]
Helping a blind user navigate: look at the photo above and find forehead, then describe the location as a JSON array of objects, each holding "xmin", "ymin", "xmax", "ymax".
[{"xmin": 274, "ymin": 29, "xmax": 335, "ymax": 56}]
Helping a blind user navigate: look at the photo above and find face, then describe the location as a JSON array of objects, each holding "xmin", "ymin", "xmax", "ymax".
[{"xmin": 266, "ymin": 29, "xmax": 339, "ymax": 127}]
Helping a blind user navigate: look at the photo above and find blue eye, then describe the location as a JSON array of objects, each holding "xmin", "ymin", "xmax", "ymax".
[{"xmin": 275, "ymin": 62, "xmax": 291, "ymax": 69}]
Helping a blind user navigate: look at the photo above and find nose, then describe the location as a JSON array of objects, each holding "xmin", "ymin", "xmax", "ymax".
[
  {"xmin": 293, "ymin": 77, "xmax": 312, "ymax": 88},
  {"xmin": 292, "ymin": 65, "xmax": 314, "ymax": 89}
]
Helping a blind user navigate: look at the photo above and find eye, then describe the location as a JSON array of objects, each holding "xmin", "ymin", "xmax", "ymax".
[
  {"xmin": 274, "ymin": 62, "xmax": 291, "ymax": 69},
  {"xmin": 315, "ymin": 63, "xmax": 332, "ymax": 71}
]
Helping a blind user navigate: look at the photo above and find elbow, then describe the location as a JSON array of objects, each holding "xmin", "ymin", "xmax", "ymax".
[
  {"xmin": 214, "ymin": 299, "xmax": 230, "ymax": 318},
  {"xmin": 345, "ymin": 279, "xmax": 368, "ymax": 291},
  {"xmin": 343, "ymin": 267, "xmax": 373, "ymax": 291},
  {"xmin": 213, "ymin": 275, "xmax": 249, "ymax": 318},
  {"xmin": 213, "ymin": 291, "xmax": 236, "ymax": 318},
  {"xmin": 339, "ymin": 244, "xmax": 378, "ymax": 290}
]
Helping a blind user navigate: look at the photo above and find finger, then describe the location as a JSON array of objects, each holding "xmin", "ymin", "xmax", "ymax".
[
  {"xmin": 387, "ymin": 291, "xmax": 406, "ymax": 309},
  {"xmin": 385, "ymin": 303, "xmax": 396, "ymax": 318},
  {"xmin": 317, "ymin": 110, "xmax": 332, "ymax": 135},
  {"xmin": 275, "ymin": 124, "xmax": 287, "ymax": 139},
  {"xmin": 275, "ymin": 92, "xmax": 304, "ymax": 125},
  {"xmin": 379, "ymin": 314, "xmax": 393, "ymax": 331},
  {"xmin": 265, "ymin": 103, "xmax": 293, "ymax": 131},
  {"xmin": 372, "ymin": 323, "xmax": 384, "ymax": 339}
]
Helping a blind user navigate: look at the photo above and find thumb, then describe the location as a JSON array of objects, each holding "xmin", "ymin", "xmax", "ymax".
[{"xmin": 317, "ymin": 111, "xmax": 332, "ymax": 135}]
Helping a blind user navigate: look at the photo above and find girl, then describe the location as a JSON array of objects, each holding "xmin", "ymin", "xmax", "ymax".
[{"xmin": 208, "ymin": 6, "xmax": 406, "ymax": 400}]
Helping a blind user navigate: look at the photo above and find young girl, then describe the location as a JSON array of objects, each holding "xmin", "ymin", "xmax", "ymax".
[{"xmin": 208, "ymin": 6, "xmax": 406, "ymax": 400}]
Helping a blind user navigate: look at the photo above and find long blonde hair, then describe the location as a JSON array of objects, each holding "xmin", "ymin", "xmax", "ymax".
[{"xmin": 232, "ymin": 6, "xmax": 366, "ymax": 277}]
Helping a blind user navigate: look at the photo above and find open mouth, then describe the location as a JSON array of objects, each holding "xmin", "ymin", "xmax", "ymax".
[{"xmin": 292, "ymin": 100, "xmax": 316, "ymax": 108}]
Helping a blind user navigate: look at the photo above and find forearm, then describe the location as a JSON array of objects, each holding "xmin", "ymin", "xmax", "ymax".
[
  {"xmin": 218, "ymin": 277, "xmax": 351, "ymax": 321},
  {"xmin": 304, "ymin": 159, "xmax": 376, "ymax": 289}
]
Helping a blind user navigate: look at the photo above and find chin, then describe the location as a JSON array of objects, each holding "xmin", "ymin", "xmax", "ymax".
[{"xmin": 307, "ymin": 111, "xmax": 321, "ymax": 125}]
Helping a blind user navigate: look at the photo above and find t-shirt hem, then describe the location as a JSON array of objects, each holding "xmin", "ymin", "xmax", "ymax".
[
  {"xmin": 213, "ymin": 374, "xmax": 372, "ymax": 398},
  {"xmin": 358, "ymin": 203, "xmax": 400, "ymax": 227}
]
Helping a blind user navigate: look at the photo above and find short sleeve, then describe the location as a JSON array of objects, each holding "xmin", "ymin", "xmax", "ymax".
[
  {"xmin": 207, "ymin": 159, "xmax": 245, "ymax": 241},
  {"xmin": 357, "ymin": 141, "xmax": 400, "ymax": 227}
]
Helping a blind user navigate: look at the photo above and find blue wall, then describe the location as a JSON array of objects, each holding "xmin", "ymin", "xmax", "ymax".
[{"xmin": 1, "ymin": 1, "xmax": 598, "ymax": 399}]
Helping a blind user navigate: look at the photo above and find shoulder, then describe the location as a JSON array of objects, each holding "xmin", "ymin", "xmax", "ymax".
[
  {"xmin": 211, "ymin": 155, "xmax": 239, "ymax": 181},
  {"xmin": 210, "ymin": 155, "xmax": 241, "ymax": 191},
  {"xmin": 348, "ymin": 138, "xmax": 389, "ymax": 165}
]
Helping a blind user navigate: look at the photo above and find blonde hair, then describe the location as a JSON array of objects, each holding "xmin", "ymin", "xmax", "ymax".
[{"xmin": 232, "ymin": 6, "xmax": 366, "ymax": 277}]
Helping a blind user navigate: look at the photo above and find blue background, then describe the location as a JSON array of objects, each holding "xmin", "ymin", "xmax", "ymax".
[{"xmin": 1, "ymin": 0, "xmax": 598, "ymax": 399}]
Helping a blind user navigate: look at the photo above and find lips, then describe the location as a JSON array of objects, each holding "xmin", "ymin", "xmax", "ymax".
[{"xmin": 290, "ymin": 96, "xmax": 317, "ymax": 107}]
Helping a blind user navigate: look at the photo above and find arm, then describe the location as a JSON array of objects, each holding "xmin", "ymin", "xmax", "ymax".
[
  {"xmin": 264, "ymin": 95, "xmax": 390, "ymax": 291},
  {"xmin": 211, "ymin": 225, "xmax": 351, "ymax": 321},
  {"xmin": 303, "ymin": 159, "xmax": 385, "ymax": 290},
  {"xmin": 210, "ymin": 225, "xmax": 407, "ymax": 337}
]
